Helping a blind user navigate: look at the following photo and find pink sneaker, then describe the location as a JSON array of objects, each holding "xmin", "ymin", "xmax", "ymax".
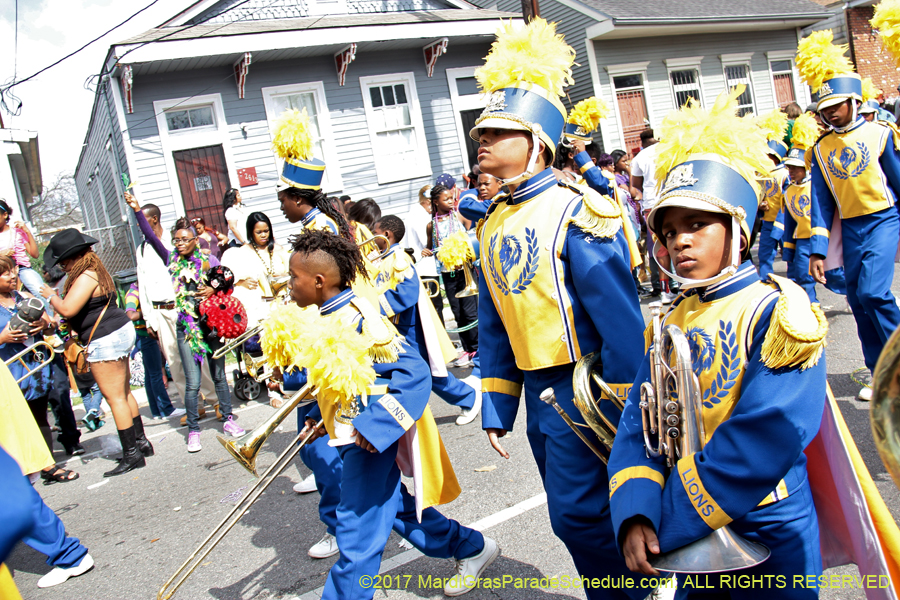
[
  {"xmin": 187, "ymin": 431, "xmax": 202, "ymax": 453},
  {"xmin": 223, "ymin": 415, "xmax": 245, "ymax": 437}
]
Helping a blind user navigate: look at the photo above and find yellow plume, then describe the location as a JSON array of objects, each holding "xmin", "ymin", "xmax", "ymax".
[
  {"xmin": 437, "ymin": 230, "xmax": 475, "ymax": 271},
  {"xmin": 271, "ymin": 108, "xmax": 315, "ymax": 161},
  {"xmin": 796, "ymin": 30, "xmax": 854, "ymax": 93},
  {"xmin": 475, "ymin": 18, "xmax": 575, "ymax": 98},
  {"xmin": 872, "ymin": 0, "xmax": 900, "ymax": 66},
  {"xmin": 304, "ymin": 313, "xmax": 376, "ymax": 413},
  {"xmin": 862, "ymin": 77, "xmax": 882, "ymax": 102},
  {"xmin": 261, "ymin": 303, "xmax": 320, "ymax": 370},
  {"xmin": 653, "ymin": 86, "xmax": 769, "ymax": 195},
  {"xmin": 756, "ymin": 109, "xmax": 789, "ymax": 143},
  {"xmin": 790, "ymin": 113, "xmax": 819, "ymax": 150},
  {"xmin": 567, "ymin": 97, "xmax": 609, "ymax": 132}
]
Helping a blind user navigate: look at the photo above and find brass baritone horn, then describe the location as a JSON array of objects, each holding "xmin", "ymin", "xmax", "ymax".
[
  {"xmin": 455, "ymin": 230, "xmax": 480, "ymax": 298},
  {"xmin": 872, "ymin": 325, "xmax": 900, "ymax": 489},
  {"xmin": 638, "ymin": 302, "xmax": 770, "ymax": 573},
  {"xmin": 6, "ymin": 340, "xmax": 56, "ymax": 384}
]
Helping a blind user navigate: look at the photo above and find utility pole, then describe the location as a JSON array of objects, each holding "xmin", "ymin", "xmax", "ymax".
[{"xmin": 521, "ymin": 0, "xmax": 539, "ymax": 22}]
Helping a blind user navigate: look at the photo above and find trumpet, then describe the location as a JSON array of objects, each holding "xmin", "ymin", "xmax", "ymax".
[
  {"xmin": 638, "ymin": 302, "xmax": 769, "ymax": 573},
  {"xmin": 6, "ymin": 340, "xmax": 56, "ymax": 384},
  {"xmin": 158, "ymin": 385, "xmax": 317, "ymax": 600}
]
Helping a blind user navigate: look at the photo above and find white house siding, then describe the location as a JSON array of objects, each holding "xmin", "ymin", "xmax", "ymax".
[
  {"xmin": 592, "ymin": 29, "xmax": 806, "ymax": 151},
  {"xmin": 116, "ymin": 43, "xmax": 489, "ymax": 246}
]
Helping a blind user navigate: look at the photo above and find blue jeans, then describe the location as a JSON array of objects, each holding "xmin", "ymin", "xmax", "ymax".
[
  {"xmin": 176, "ymin": 326, "xmax": 232, "ymax": 431},
  {"xmin": 79, "ymin": 383, "xmax": 103, "ymax": 415},
  {"xmin": 139, "ymin": 335, "xmax": 174, "ymax": 417},
  {"xmin": 18, "ymin": 266, "xmax": 46, "ymax": 308}
]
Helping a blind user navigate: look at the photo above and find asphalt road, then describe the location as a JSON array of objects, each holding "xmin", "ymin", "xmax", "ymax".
[{"xmin": 8, "ymin": 256, "xmax": 899, "ymax": 600}]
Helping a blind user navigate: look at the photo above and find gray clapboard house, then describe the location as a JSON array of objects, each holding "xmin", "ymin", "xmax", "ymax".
[
  {"xmin": 472, "ymin": 0, "xmax": 829, "ymax": 155},
  {"xmin": 75, "ymin": 0, "xmax": 520, "ymax": 272}
]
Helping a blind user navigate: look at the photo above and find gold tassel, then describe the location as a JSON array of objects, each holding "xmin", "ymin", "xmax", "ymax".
[
  {"xmin": 762, "ymin": 295, "xmax": 828, "ymax": 371},
  {"xmin": 568, "ymin": 189, "xmax": 622, "ymax": 239}
]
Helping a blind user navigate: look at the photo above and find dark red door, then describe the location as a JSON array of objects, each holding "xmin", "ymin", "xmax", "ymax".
[{"xmin": 173, "ymin": 145, "xmax": 231, "ymax": 238}]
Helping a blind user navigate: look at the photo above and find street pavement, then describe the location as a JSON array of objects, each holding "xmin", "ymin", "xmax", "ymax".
[{"xmin": 7, "ymin": 257, "xmax": 900, "ymax": 600}]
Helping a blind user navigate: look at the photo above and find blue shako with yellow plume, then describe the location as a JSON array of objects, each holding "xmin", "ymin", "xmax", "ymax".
[
  {"xmin": 469, "ymin": 18, "xmax": 575, "ymax": 185},
  {"xmin": 756, "ymin": 109, "xmax": 791, "ymax": 280},
  {"xmin": 758, "ymin": 108, "xmax": 790, "ymax": 160},
  {"xmin": 647, "ymin": 86, "xmax": 770, "ymax": 290},
  {"xmin": 271, "ymin": 108, "xmax": 326, "ymax": 190},
  {"xmin": 563, "ymin": 96, "xmax": 608, "ymax": 145},
  {"xmin": 796, "ymin": 30, "xmax": 861, "ymax": 120},
  {"xmin": 781, "ymin": 113, "xmax": 820, "ymax": 303}
]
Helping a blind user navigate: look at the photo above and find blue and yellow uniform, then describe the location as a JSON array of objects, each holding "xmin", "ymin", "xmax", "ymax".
[
  {"xmin": 608, "ymin": 265, "xmax": 827, "ymax": 597},
  {"xmin": 810, "ymin": 117, "xmax": 900, "ymax": 369},
  {"xmin": 758, "ymin": 165, "xmax": 788, "ymax": 280},
  {"xmin": 458, "ymin": 188, "xmax": 491, "ymax": 224},
  {"xmin": 311, "ymin": 289, "xmax": 484, "ymax": 600},
  {"xmin": 782, "ymin": 175, "xmax": 817, "ymax": 302},
  {"xmin": 375, "ymin": 243, "xmax": 477, "ymax": 411},
  {"xmin": 302, "ymin": 207, "xmax": 339, "ymax": 235},
  {"xmin": 478, "ymin": 167, "xmax": 651, "ymax": 597}
]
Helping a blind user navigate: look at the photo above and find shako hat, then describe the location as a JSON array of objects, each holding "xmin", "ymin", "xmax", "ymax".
[
  {"xmin": 271, "ymin": 108, "xmax": 325, "ymax": 190},
  {"xmin": 563, "ymin": 97, "xmax": 609, "ymax": 145}
]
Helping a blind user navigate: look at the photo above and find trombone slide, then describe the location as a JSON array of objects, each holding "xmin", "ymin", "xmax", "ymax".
[
  {"xmin": 539, "ymin": 387, "xmax": 608, "ymax": 463},
  {"xmin": 5, "ymin": 341, "xmax": 55, "ymax": 385}
]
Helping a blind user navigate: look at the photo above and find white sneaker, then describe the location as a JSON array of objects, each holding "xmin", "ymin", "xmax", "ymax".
[
  {"xmin": 293, "ymin": 473, "xmax": 318, "ymax": 494},
  {"xmin": 308, "ymin": 532, "xmax": 339, "ymax": 559},
  {"xmin": 456, "ymin": 376, "xmax": 482, "ymax": 426},
  {"xmin": 858, "ymin": 386, "xmax": 873, "ymax": 402},
  {"xmin": 168, "ymin": 407, "xmax": 186, "ymax": 418},
  {"xmin": 37, "ymin": 553, "xmax": 94, "ymax": 588},
  {"xmin": 661, "ymin": 291, "xmax": 677, "ymax": 305},
  {"xmin": 455, "ymin": 352, "xmax": 474, "ymax": 368},
  {"xmin": 444, "ymin": 536, "xmax": 499, "ymax": 596}
]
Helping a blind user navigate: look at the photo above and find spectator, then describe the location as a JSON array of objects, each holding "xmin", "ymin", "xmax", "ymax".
[
  {"xmin": 124, "ymin": 281, "xmax": 178, "ymax": 421},
  {"xmin": 402, "ymin": 185, "xmax": 443, "ymax": 323},
  {"xmin": 347, "ymin": 198, "xmax": 382, "ymax": 232},
  {"xmin": 190, "ymin": 217, "xmax": 228, "ymax": 260},
  {"xmin": 223, "ymin": 188, "xmax": 249, "ymax": 249},
  {"xmin": 553, "ymin": 142, "xmax": 578, "ymax": 182},
  {"xmin": 126, "ymin": 194, "xmax": 246, "ymax": 453},
  {"xmin": 74, "ymin": 372, "xmax": 105, "ymax": 430},
  {"xmin": 782, "ymin": 101, "xmax": 803, "ymax": 146},
  {"xmin": 40, "ymin": 229, "xmax": 148, "ymax": 477},
  {"xmin": 0, "ymin": 200, "xmax": 41, "ymax": 301},
  {"xmin": 876, "ymin": 90, "xmax": 897, "ymax": 123},
  {"xmin": 459, "ymin": 172, "xmax": 500, "ymax": 223},
  {"xmin": 427, "ymin": 184, "xmax": 478, "ymax": 366}
]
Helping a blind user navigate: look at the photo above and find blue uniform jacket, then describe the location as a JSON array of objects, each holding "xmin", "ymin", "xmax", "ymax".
[
  {"xmin": 573, "ymin": 150, "xmax": 613, "ymax": 197},
  {"xmin": 607, "ymin": 264, "xmax": 826, "ymax": 553},
  {"xmin": 457, "ymin": 189, "xmax": 490, "ymax": 224}
]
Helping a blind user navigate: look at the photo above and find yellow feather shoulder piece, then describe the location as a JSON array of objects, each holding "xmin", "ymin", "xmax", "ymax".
[
  {"xmin": 382, "ymin": 250, "xmax": 414, "ymax": 289},
  {"xmin": 791, "ymin": 113, "xmax": 819, "ymax": 150},
  {"xmin": 872, "ymin": 0, "xmax": 900, "ymax": 66},
  {"xmin": 261, "ymin": 303, "xmax": 320, "ymax": 370},
  {"xmin": 796, "ymin": 30, "xmax": 854, "ymax": 93},
  {"xmin": 761, "ymin": 275, "xmax": 828, "ymax": 371},
  {"xmin": 862, "ymin": 77, "xmax": 882, "ymax": 103},
  {"xmin": 475, "ymin": 18, "xmax": 575, "ymax": 97},
  {"xmin": 567, "ymin": 97, "xmax": 609, "ymax": 132},
  {"xmin": 351, "ymin": 297, "xmax": 405, "ymax": 364},
  {"xmin": 756, "ymin": 109, "xmax": 789, "ymax": 143},
  {"xmin": 305, "ymin": 312, "xmax": 377, "ymax": 412},
  {"xmin": 567, "ymin": 184, "xmax": 622, "ymax": 239},
  {"xmin": 653, "ymin": 86, "xmax": 770, "ymax": 194},
  {"xmin": 271, "ymin": 108, "xmax": 315, "ymax": 161},
  {"xmin": 437, "ymin": 230, "xmax": 475, "ymax": 271}
]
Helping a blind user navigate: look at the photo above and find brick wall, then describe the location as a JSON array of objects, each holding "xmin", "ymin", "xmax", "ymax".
[{"xmin": 848, "ymin": 6, "xmax": 900, "ymax": 97}]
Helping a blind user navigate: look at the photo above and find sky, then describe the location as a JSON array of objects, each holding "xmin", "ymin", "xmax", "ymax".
[{"xmin": 0, "ymin": 0, "xmax": 190, "ymax": 182}]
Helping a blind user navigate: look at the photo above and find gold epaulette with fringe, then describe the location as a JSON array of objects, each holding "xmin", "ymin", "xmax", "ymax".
[
  {"xmin": 350, "ymin": 297, "xmax": 405, "ymax": 364},
  {"xmin": 383, "ymin": 250, "xmax": 414, "ymax": 290},
  {"xmin": 761, "ymin": 275, "xmax": 828, "ymax": 371},
  {"xmin": 565, "ymin": 183, "xmax": 622, "ymax": 239},
  {"xmin": 879, "ymin": 120, "xmax": 900, "ymax": 152}
]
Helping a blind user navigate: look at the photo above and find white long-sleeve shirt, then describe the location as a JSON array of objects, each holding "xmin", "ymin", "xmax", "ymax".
[{"xmin": 401, "ymin": 203, "xmax": 437, "ymax": 278}]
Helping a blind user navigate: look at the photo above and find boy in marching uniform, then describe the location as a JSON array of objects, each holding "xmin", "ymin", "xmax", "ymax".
[
  {"xmin": 287, "ymin": 229, "xmax": 498, "ymax": 599},
  {"xmin": 608, "ymin": 88, "xmax": 829, "ymax": 593},
  {"xmin": 756, "ymin": 109, "xmax": 790, "ymax": 280},
  {"xmin": 796, "ymin": 31, "xmax": 900, "ymax": 401},
  {"xmin": 371, "ymin": 214, "xmax": 482, "ymax": 425},
  {"xmin": 471, "ymin": 19, "xmax": 653, "ymax": 597},
  {"xmin": 781, "ymin": 113, "xmax": 821, "ymax": 303}
]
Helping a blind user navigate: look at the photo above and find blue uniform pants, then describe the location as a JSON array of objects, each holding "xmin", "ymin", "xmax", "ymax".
[
  {"xmin": 322, "ymin": 441, "xmax": 484, "ymax": 600},
  {"xmin": 758, "ymin": 221, "xmax": 781, "ymax": 281},
  {"xmin": 297, "ymin": 404, "xmax": 342, "ymax": 535},
  {"xmin": 523, "ymin": 365, "xmax": 655, "ymax": 600},
  {"xmin": 788, "ymin": 239, "xmax": 817, "ymax": 303},
  {"xmin": 673, "ymin": 481, "xmax": 821, "ymax": 599},
  {"xmin": 432, "ymin": 373, "xmax": 475, "ymax": 409},
  {"xmin": 842, "ymin": 209, "xmax": 900, "ymax": 371},
  {"xmin": 22, "ymin": 478, "xmax": 89, "ymax": 568},
  {"xmin": 0, "ymin": 447, "xmax": 34, "ymax": 564}
]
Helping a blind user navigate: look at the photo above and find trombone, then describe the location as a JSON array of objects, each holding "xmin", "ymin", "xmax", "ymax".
[
  {"xmin": 6, "ymin": 340, "xmax": 56, "ymax": 384},
  {"xmin": 211, "ymin": 322, "xmax": 265, "ymax": 360},
  {"xmin": 358, "ymin": 234, "xmax": 393, "ymax": 263},
  {"xmin": 423, "ymin": 279, "xmax": 441, "ymax": 298},
  {"xmin": 158, "ymin": 384, "xmax": 318, "ymax": 600}
]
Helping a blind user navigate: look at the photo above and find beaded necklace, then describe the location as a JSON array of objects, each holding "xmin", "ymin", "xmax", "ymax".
[
  {"xmin": 251, "ymin": 243, "xmax": 275, "ymax": 277},
  {"xmin": 169, "ymin": 247, "xmax": 210, "ymax": 363}
]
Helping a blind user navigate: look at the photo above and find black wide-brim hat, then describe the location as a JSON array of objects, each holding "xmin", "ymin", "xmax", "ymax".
[{"xmin": 43, "ymin": 228, "xmax": 99, "ymax": 269}]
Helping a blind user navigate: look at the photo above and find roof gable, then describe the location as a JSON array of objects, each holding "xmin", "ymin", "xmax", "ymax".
[
  {"xmin": 578, "ymin": 0, "xmax": 829, "ymax": 21},
  {"xmin": 175, "ymin": 0, "xmax": 469, "ymax": 24}
]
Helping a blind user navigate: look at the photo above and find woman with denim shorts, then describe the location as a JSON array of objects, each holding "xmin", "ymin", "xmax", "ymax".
[{"xmin": 40, "ymin": 229, "xmax": 148, "ymax": 477}]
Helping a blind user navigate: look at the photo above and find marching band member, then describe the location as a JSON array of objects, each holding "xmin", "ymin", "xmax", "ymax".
[
  {"xmin": 781, "ymin": 113, "xmax": 820, "ymax": 303},
  {"xmin": 288, "ymin": 229, "xmax": 498, "ymax": 598},
  {"xmin": 608, "ymin": 87, "xmax": 828, "ymax": 592},
  {"xmin": 796, "ymin": 30, "xmax": 900, "ymax": 401},
  {"xmin": 756, "ymin": 109, "xmax": 790, "ymax": 280},
  {"xmin": 471, "ymin": 19, "xmax": 652, "ymax": 597},
  {"xmin": 372, "ymin": 214, "xmax": 481, "ymax": 425}
]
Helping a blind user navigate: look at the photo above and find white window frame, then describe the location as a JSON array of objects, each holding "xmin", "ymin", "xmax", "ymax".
[
  {"xmin": 446, "ymin": 66, "xmax": 487, "ymax": 173},
  {"xmin": 261, "ymin": 81, "xmax": 343, "ymax": 193},
  {"xmin": 153, "ymin": 93, "xmax": 238, "ymax": 217},
  {"xmin": 720, "ymin": 53, "xmax": 756, "ymax": 116},
  {"xmin": 665, "ymin": 56, "xmax": 705, "ymax": 109},
  {"xmin": 605, "ymin": 61, "xmax": 653, "ymax": 152},
  {"xmin": 359, "ymin": 72, "xmax": 432, "ymax": 185},
  {"xmin": 766, "ymin": 50, "xmax": 808, "ymax": 109}
]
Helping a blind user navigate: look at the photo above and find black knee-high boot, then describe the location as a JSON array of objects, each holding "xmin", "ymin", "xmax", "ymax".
[
  {"xmin": 103, "ymin": 427, "xmax": 145, "ymax": 477},
  {"xmin": 133, "ymin": 415, "xmax": 154, "ymax": 457}
]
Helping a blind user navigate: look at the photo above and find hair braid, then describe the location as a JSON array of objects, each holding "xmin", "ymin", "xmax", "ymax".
[
  {"xmin": 285, "ymin": 187, "xmax": 353, "ymax": 241},
  {"xmin": 64, "ymin": 251, "xmax": 115, "ymax": 296}
]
